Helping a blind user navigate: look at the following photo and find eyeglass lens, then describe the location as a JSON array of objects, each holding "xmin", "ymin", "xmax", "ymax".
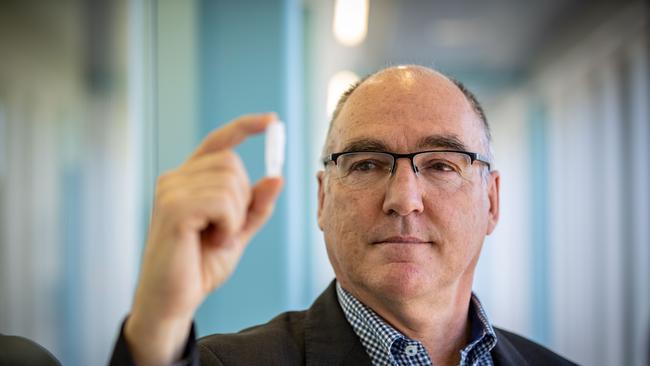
[{"xmin": 334, "ymin": 151, "xmax": 473, "ymax": 190}]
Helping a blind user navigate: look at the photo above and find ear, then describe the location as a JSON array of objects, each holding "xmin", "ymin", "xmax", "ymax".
[
  {"xmin": 486, "ymin": 170, "xmax": 500, "ymax": 235},
  {"xmin": 317, "ymin": 170, "xmax": 326, "ymax": 231}
]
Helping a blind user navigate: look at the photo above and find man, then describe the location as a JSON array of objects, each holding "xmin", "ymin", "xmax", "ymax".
[{"xmin": 110, "ymin": 65, "xmax": 576, "ymax": 365}]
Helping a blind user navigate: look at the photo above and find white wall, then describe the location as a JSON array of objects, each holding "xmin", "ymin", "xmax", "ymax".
[
  {"xmin": 485, "ymin": 3, "xmax": 649, "ymax": 364},
  {"xmin": 0, "ymin": 1, "xmax": 141, "ymax": 364},
  {"xmin": 475, "ymin": 90, "xmax": 533, "ymax": 337}
]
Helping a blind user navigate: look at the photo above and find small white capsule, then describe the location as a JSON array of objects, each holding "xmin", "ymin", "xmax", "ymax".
[{"xmin": 265, "ymin": 120, "xmax": 285, "ymax": 177}]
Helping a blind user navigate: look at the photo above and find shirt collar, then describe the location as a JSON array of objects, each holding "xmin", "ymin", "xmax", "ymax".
[
  {"xmin": 336, "ymin": 281, "xmax": 497, "ymax": 365},
  {"xmin": 336, "ymin": 281, "xmax": 404, "ymax": 355},
  {"xmin": 463, "ymin": 293, "xmax": 498, "ymax": 362}
]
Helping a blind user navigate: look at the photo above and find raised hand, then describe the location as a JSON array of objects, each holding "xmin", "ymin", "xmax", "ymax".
[{"xmin": 124, "ymin": 113, "xmax": 283, "ymax": 365}]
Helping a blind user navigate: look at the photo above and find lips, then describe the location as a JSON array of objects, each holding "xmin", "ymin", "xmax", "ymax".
[{"xmin": 373, "ymin": 236, "xmax": 431, "ymax": 244}]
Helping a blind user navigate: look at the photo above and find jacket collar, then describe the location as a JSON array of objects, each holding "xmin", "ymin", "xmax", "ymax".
[
  {"xmin": 304, "ymin": 281, "xmax": 372, "ymax": 366},
  {"xmin": 490, "ymin": 328, "xmax": 529, "ymax": 366}
]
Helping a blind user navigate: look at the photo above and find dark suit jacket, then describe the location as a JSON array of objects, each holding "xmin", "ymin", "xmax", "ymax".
[{"xmin": 111, "ymin": 281, "xmax": 578, "ymax": 365}]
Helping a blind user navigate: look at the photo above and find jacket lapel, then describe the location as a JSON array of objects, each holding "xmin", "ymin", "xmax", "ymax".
[
  {"xmin": 303, "ymin": 281, "xmax": 372, "ymax": 366},
  {"xmin": 490, "ymin": 328, "xmax": 529, "ymax": 366}
]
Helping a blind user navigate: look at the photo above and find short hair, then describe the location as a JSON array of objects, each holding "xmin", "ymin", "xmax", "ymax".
[{"xmin": 323, "ymin": 67, "xmax": 494, "ymax": 167}]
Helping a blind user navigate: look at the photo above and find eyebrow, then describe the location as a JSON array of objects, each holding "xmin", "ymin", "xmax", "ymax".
[
  {"xmin": 339, "ymin": 138, "xmax": 390, "ymax": 153},
  {"xmin": 338, "ymin": 135, "xmax": 470, "ymax": 153},
  {"xmin": 416, "ymin": 135, "xmax": 469, "ymax": 151}
]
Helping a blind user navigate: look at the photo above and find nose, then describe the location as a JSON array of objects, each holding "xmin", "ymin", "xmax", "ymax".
[{"xmin": 382, "ymin": 158, "xmax": 424, "ymax": 216}]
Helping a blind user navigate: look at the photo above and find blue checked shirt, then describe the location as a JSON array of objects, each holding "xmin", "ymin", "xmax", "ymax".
[{"xmin": 336, "ymin": 282, "xmax": 497, "ymax": 366}]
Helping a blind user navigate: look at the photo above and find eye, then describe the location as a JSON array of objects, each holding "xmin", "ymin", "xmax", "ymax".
[
  {"xmin": 422, "ymin": 160, "xmax": 458, "ymax": 173},
  {"xmin": 350, "ymin": 159, "xmax": 381, "ymax": 172}
]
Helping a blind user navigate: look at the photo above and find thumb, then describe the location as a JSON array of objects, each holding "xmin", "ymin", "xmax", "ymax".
[{"xmin": 240, "ymin": 177, "xmax": 284, "ymax": 242}]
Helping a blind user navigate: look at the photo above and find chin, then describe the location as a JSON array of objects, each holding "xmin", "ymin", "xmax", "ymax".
[{"xmin": 367, "ymin": 264, "xmax": 433, "ymax": 300}]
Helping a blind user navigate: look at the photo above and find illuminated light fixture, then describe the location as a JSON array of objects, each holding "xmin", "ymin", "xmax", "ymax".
[
  {"xmin": 327, "ymin": 70, "xmax": 360, "ymax": 116},
  {"xmin": 333, "ymin": 0, "xmax": 369, "ymax": 47}
]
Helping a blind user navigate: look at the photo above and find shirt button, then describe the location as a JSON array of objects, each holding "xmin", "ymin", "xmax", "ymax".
[{"xmin": 404, "ymin": 345, "xmax": 418, "ymax": 356}]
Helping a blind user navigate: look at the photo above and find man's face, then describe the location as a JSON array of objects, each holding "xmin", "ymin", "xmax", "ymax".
[{"xmin": 317, "ymin": 67, "xmax": 500, "ymax": 302}]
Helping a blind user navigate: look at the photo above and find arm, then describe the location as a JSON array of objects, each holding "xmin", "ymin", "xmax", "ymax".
[{"xmin": 122, "ymin": 113, "xmax": 283, "ymax": 366}]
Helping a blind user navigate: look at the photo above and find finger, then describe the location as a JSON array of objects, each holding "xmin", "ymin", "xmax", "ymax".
[
  {"xmin": 155, "ymin": 177, "xmax": 249, "ymax": 226},
  {"xmin": 187, "ymin": 173, "xmax": 251, "ymax": 224},
  {"xmin": 172, "ymin": 158, "xmax": 251, "ymax": 202},
  {"xmin": 180, "ymin": 150, "xmax": 244, "ymax": 176},
  {"xmin": 240, "ymin": 177, "xmax": 284, "ymax": 243},
  {"xmin": 171, "ymin": 172, "xmax": 250, "ymax": 227},
  {"xmin": 157, "ymin": 152, "xmax": 251, "ymax": 207},
  {"xmin": 190, "ymin": 113, "xmax": 277, "ymax": 160},
  {"xmin": 180, "ymin": 191, "xmax": 244, "ymax": 239}
]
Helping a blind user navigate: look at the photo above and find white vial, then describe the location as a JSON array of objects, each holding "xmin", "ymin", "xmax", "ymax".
[{"xmin": 265, "ymin": 120, "xmax": 285, "ymax": 177}]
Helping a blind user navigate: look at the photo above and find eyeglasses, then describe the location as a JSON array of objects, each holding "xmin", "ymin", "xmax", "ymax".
[{"xmin": 322, "ymin": 150, "xmax": 491, "ymax": 190}]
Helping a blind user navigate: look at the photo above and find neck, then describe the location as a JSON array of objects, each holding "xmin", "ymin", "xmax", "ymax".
[{"xmin": 342, "ymin": 273, "xmax": 475, "ymax": 366}]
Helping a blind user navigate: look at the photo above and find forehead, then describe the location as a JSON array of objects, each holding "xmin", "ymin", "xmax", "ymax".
[{"xmin": 330, "ymin": 67, "xmax": 485, "ymax": 153}]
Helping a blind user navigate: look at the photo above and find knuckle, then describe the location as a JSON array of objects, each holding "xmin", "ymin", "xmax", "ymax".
[
  {"xmin": 213, "ymin": 165, "xmax": 248, "ymax": 193},
  {"xmin": 218, "ymin": 151, "xmax": 244, "ymax": 172},
  {"xmin": 155, "ymin": 191, "xmax": 183, "ymax": 212},
  {"xmin": 225, "ymin": 149, "xmax": 244, "ymax": 163},
  {"xmin": 217, "ymin": 149, "xmax": 236, "ymax": 161},
  {"xmin": 223, "ymin": 172, "xmax": 243, "ymax": 191},
  {"xmin": 217, "ymin": 192, "xmax": 244, "ymax": 226}
]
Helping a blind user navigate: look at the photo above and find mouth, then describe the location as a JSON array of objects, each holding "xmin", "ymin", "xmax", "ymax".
[{"xmin": 372, "ymin": 236, "xmax": 432, "ymax": 245}]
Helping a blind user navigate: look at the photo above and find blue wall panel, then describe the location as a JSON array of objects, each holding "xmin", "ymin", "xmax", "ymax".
[
  {"xmin": 196, "ymin": 0, "xmax": 301, "ymax": 336},
  {"xmin": 529, "ymin": 97, "xmax": 551, "ymax": 346}
]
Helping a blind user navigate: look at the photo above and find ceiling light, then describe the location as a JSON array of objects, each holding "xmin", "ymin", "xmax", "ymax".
[{"xmin": 333, "ymin": 0, "xmax": 369, "ymax": 47}]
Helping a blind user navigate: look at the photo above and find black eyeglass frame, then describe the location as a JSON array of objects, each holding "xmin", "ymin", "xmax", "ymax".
[{"xmin": 322, "ymin": 150, "xmax": 492, "ymax": 174}]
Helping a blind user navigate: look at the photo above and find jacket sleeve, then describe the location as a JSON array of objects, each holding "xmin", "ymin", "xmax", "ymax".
[{"xmin": 108, "ymin": 317, "xmax": 199, "ymax": 366}]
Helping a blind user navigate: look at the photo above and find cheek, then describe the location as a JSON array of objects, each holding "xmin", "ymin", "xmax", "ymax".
[
  {"xmin": 428, "ymin": 186, "xmax": 488, "ymax": 250},
  {"xmin": 323, "ymin": 186, "xmax": 376, "ymax": 232},
  {"xmin": 322, "ymin": 187, "xmax": 377, "ymax": 259}
]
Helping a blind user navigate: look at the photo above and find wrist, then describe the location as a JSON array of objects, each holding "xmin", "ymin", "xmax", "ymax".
[{"xmin": 125, "ymin": 310, "xmax": 193, "ymax": 366}]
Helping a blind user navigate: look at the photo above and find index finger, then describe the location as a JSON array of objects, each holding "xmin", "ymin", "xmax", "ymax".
[{"xmin": 190, "ymin": 113, "xmax": 277, "ymax": 160}]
